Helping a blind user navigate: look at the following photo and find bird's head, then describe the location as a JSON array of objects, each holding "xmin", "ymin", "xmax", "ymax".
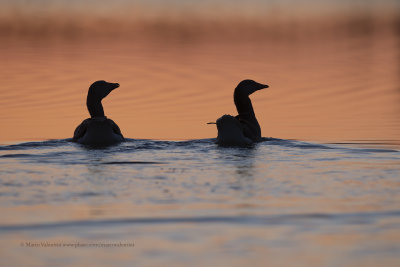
[
  {"xmin": 236, "ymin": 79, "xmax": 269, "ymax": 95},
  {"xmin": 87, "ymin": 80, "xmax": 120, "ymax": 102}
]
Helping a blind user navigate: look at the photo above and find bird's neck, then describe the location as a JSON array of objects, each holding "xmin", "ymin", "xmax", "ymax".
[
  {"xmin": 234, "ymin": 88, "xmax": 255, "ymax": 117},
  {"xmin": 87, "ymin": 97, "xmax": 105, "ymax": 118}
]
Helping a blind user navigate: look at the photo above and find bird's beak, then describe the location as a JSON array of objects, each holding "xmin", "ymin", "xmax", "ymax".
[
  {"xmin": 258, "ymin": 83, "xmax": 269, "ymax": 90},
  {"xmin": 110, "ymin": 83, "xmax": 120, "ymax": 90}
]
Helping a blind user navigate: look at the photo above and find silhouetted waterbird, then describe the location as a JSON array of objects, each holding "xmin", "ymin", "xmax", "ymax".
[
  {"xmin": 214, "ymin": 80, "xmax": 268, "ymax": 146},
  {"xmin": 73, "ymin": 80, "xmax": 124, "ymax": 146}
]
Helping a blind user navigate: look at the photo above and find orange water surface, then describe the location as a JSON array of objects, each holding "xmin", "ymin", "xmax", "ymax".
[
  {"xmin": 1, "ymin": 3, "xmax": 400, "ymax": 267},
  {"xmin": 0, "ymin": 4, "xmax": 399, "ymax": 143}
]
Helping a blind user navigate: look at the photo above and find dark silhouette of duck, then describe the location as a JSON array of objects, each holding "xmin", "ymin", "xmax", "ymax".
[
  {"xmin": 73, "ymin": 80, "xmax": 124, "ymax": 146},
  {"xmin": 215, "ymin": 80, "xmax": 268, "ymax": 146}
]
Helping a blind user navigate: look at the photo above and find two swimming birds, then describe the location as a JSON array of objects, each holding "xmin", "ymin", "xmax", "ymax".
[{"xmin": 73, "ymin": 79, "xmax": 268, "ymax": 146}]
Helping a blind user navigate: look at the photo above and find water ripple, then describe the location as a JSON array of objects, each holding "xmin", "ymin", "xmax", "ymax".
[{"xmin": 1, "ymin": 210, "xmax": 399, "ymax": 232}]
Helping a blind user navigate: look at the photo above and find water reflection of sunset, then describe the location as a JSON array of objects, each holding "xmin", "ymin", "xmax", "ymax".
[
  {"xmin": 1, "ymin": 2, "xmax": 400, "ymax": 267},
  {"xmin": 0, "ymin": 1, "xmax": 399, "ymax": 143}
]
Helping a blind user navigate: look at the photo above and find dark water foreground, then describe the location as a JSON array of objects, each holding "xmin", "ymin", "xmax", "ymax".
[{"xmin": 0, "ymin": 138, "xmax": 399, "ymax": 266}]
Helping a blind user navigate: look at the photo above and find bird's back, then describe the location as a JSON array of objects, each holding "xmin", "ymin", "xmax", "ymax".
[
  {"xmin": 73, "ymin": 117, "xmax": 124, "ymax": 146},
  {"xmin": 216, "ymin": 115, "xmax": 253, "ymax": 146}
]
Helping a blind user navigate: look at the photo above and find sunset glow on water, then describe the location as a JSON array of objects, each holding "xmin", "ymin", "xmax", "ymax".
[
  {"xmin": 0, "ymin": 0, "xmax": 399, "ymax": 142},
  {"xmin": 0, "ymin": 1, "xmax": 400, "ymax": 267}
]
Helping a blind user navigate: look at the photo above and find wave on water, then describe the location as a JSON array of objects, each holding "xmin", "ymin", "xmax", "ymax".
[
  {"xmin": 0, "ymin": 210, "xmax": 399, "ymax": 232},
  {"xmin": 0, "ymin": 139, "xmax": 71, "ymax": 151},
  {"xmin": 0, "ymin": 138, "xmax": 398, "ymax": 154}
]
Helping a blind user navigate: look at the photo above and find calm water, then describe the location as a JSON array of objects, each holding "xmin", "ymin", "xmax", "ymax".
[
  {"xmin": 1, "ymin": 0, "xmax": 400, "ymax": 266},
  {"xmin": 0, "ymin": 139, "xmax": 399, "ymax": 266}
]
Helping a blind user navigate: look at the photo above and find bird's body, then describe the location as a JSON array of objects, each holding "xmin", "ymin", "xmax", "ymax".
[
  {"xmin": 216, "ymin": 114, "xmax": 253, "ymax": 146},
  {"xmin": 216, "ymin": 80, "xmax": 268, "ymax": 146},
  {"xmin": 73, "ymin": 117, "xmax": 124, "ymax": 146},
  {"xmin": 73, "ymin": 80, "xmax": 124, "ymax": 146}
]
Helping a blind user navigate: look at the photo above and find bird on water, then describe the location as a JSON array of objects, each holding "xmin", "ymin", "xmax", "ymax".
[
  {"xmin": 73, "ymin": 80, "xmax": 124, "ymax": 146},
  {"xmin": 213, "ymin": 79, "xmax": 268, "ymax": 146}
]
